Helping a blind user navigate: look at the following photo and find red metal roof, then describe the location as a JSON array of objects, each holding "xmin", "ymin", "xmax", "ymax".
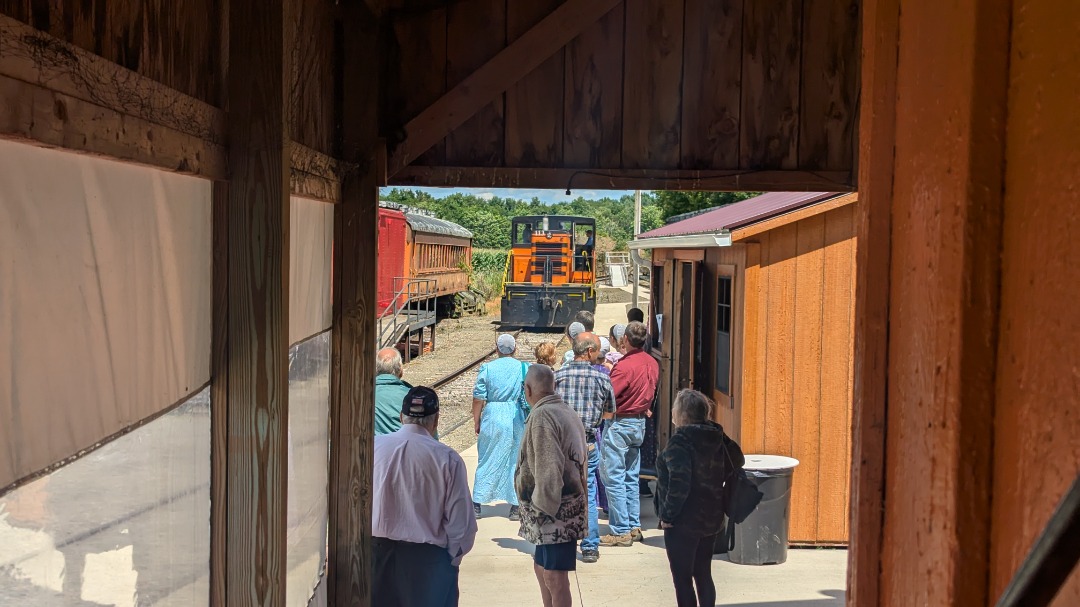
[{"xmin": 638, "ymin": 192, "xmax": 841, "ymax": 239}]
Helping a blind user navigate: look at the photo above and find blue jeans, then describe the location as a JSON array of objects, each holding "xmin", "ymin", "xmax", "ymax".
[
  {"xmin": 601, "ymin": 418, "xmax": 646, "ymax": 535},
  {"xmin": 582, "ymin": 441, "xmax": 601, "ymax": 551}
]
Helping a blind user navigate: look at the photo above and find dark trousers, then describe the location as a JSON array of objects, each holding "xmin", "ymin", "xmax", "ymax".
[
  {"xmin": 663, "ymin": 528, "xmax": 717, "ymax": 607},
  {"xmin": 373, "ymin": 537, "xmax": 459, "ymax": 607}
]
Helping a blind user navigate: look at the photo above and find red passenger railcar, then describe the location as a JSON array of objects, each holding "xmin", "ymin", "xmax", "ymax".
[{"xmin": 376, "ymin": 202, "xmax": 477, "ymax": 317}]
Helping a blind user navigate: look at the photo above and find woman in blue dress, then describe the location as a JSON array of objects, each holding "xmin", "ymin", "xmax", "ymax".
[{"xmin": 472, "ymin": 333, "xmax": 529, "ymax": 520}]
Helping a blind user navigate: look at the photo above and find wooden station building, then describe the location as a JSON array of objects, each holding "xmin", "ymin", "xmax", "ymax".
[
  {"xmin": 631, "ymin": 191, "xmax": 858, "ymax": 545},
  {"xmin": 0, "ymin": 0, "xmax": 1077, "ymax": 605}
]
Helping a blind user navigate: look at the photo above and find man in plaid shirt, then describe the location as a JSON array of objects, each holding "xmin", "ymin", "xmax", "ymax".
[{"xmin": 555, "ymin": 332, "xmax": 615, "ymax": 563}]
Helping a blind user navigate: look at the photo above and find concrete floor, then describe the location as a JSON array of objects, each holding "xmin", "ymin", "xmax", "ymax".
[{"xmin": 458, "ymin": 443, "xmax": 847, "ymax": 607}]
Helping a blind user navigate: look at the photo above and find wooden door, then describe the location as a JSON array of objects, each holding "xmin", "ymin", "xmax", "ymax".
[{"xmin": 673, "ymin": 260, "xmax": 699, "ymax": 390}]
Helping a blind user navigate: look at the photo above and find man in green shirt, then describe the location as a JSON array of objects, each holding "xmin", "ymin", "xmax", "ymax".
[{"xmin": 374, "ymin": 348, "xmax": 412, "ymax": 435}]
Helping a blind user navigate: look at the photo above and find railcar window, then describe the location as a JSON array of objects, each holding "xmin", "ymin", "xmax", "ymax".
[{"xmin": 651, "ymin": 264, "xmax": 665, "ymax": 347}]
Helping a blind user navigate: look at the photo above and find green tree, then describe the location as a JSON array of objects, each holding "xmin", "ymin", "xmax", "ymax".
[{"xmin": 651, "ymin": 191, "xmax": 760, "ymax": 221}]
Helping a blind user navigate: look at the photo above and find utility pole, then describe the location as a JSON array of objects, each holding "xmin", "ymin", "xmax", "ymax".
[{"xmin": 632, "ymin": 189, "xmax": 642, "ymax": 308}]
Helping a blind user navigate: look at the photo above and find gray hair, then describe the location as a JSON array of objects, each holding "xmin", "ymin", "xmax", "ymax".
[
  {"xmin": 402, "ymin": 412, "xmax": 438, "ymax": 429},
  {"xmin": 525, "ymin": 363, "xmax": 556, "ymax": 396},
  {"xmin": 572, "ymin": 333, "xmax": 598, "ymax": 357},
  {"xmin": 673, "ymin": 389, "xmax": 711, "ymax": 425},
  {"xmin": 375, "ymin": 348, "xmax": 403, "ymax": 376}
]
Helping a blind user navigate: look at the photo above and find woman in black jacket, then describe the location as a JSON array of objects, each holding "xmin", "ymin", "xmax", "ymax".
[{"xmin": 655, "ymin": 389, "xmax": 745, "ymax": 607}]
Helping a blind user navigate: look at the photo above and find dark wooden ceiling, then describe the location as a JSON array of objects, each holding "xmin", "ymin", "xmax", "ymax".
[
  {"xmin": 0, "ymin": 0, "xmax": 861, "ymax": 193},
  {"xmin": 383, "ymin": 0, "xmax": 861, "ymax": 192}
]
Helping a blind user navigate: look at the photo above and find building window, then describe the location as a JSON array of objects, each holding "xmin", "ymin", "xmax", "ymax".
[{"xmin": 716, "ymin": 276, "xmax": 733, "ymax": 395}]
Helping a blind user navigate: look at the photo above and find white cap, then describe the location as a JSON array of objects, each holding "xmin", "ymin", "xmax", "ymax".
[
  {"xmin": 612, "ymin": 324, "xmax": 626, "ymax": 341},
  {"xmin": 497, "ymin": 333, "xmax": 517, "ymax": 355},
  {"xmin": 599, "ymin": 337, "xmax": 611, "ymax": 356},
  {"xmin": 567, "ymin": 322, "xmax": 586, "ymax": 339}
]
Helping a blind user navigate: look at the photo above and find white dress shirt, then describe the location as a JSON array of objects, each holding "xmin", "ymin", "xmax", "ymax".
[{"xmin": 372, "ymin": 424, "xmax": 477, "ymax": 566}]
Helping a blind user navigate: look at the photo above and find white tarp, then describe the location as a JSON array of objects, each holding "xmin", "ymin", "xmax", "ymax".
[
  {"xmin": 0, "ymin": 139, "xmax": 212, "ymax": 490},
  {"xmin": 289, "ymin": 197, "xmax": 333, "ymax": 346}
]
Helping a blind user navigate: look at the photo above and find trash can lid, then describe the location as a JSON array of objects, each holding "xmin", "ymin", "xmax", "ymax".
[{"xmin": 742, "ymin": 455, "xmax": 800, "ymax": 471}]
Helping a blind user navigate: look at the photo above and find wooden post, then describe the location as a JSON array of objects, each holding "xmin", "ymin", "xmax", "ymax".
[
  {"xmin": 209, "ymin": 181, "xmax": 229, "ymax": 606},
  {"xmin": 224, "ymin": 0, "xmax": 291, "ymax": 603},
  {"xmin": 869, "ymin": 0, "xmax": 1011, "ymax": 604},
  {"xmin": 328, "ymin": 4, "xmax": 380, "ymax": 605},
  {"xmin": 847, "ymin": 0, "xmax": 898, "ymax": 603}
]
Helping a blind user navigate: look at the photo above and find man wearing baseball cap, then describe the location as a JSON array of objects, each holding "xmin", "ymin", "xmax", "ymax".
[{"xmin": 373, "ymin": 386, "xmax": 477, "ymax": 606}]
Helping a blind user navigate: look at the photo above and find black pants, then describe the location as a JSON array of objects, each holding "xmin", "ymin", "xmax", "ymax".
[
  {"xmin": 373, "ymin": 537, "xmax": 459, "ymax": 607},
  {"xmin": 663, "ymin": 528, "xmax": 717, "ymax": 607}
]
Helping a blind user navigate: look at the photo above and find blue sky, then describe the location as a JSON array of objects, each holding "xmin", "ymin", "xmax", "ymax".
[{"xmin": 381, "ymin": 186, "xmax": 637, "ymax": 204}]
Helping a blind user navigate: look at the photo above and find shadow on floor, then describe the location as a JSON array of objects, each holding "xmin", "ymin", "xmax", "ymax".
[
  {"xmin": 491, "ymin": 537, "xmax": 535, "ymax": 556},
  {"xmin": 721, "ymin": 589, "xmax": 844, "ymax": 606}
]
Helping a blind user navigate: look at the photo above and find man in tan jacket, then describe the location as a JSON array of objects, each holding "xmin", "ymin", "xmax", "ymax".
[{"xmin": 515, "ymin": 364, "xmax": 588, "ymax": 607}]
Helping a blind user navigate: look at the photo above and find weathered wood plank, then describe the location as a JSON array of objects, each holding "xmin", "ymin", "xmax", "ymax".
[
  {"xmin": 763, "ymin": 223, "xmax": 797, "ymax": 457},
  {"xmin": 442, "ymin": 0, "xmax": 506, "ymax": 168},
  {"xmin": 505, "ymin": 0, "xmax": 564, "ymax": 167},
  {"xmin": 562, "ymin": 2, "xmax": 623, "ymax": 168},
  {"xmin": 391, "ymin": 165, "xmax": 855, "ymax": 192},
  {"xmin": 681, "ymin": 0, "xmax": 743, "ymax": 169},
  {"xmin": 819, "ymin": 203, "xmax": 855, "ymax": 544},
  {"xmin": 209, "ymin": 180, "xmax": 229, "ymax": 607},
  {"xmin": 621, "ymin": 0, "xmax": 684, "ymax": 169},
  {"xmin": 740, "ymin": 0, "xmax": 801, "ymax": 169},
  {"xmin": 6, "ymin": 0, "xmax": 223, "ymax": 104},
  {"xmin": 390, "ymin": 5, "xmax": 448, "ymax": 166},
  {"xmin": 328, "ymin": 3, "xmax": 379, "ymax": 605},
  {"xmin": 791, "ymin": 213, "xmax": 825, "ymax": 543},
  {"xmin": 225, "ymin": 0, "xmax": 290, "ymax": 602},
  {"xmin": 848, "ymin": 0, "xmax": 897, "ymax": 600},
  {"xmin": 740, "ymin": 242, "xmax": 766, "ymax": 453},
  {"xmin": 799, "ymin": 0, "xmax": 860, "ymax": 170},
  {"xmin": 289, "ymin": 0, "xmax": 336, "ymax": 154},
  {"xmin": 290, "ymin": 142, "xmax": 351, "ymax": 203},
  {"xmin": 0, "ymin": 73, "xmax": 227, "ymax": 178},
  {"xmin": 0, "ymin": 12, "xmax": 224, "ymax": 143},
  {"xmin": 396, "ymin": 0, "xmax": 622, "ymax": 173}
]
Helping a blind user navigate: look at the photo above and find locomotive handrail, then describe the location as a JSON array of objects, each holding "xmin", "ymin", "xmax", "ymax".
[{"xmin": 504, "ymin": 252, "xmax": 596, "ymax": 285}]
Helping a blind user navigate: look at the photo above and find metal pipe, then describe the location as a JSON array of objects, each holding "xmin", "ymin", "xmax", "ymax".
[{"xmin": 632, "ymin": 190, "xmax": 642, "ymax": 308}]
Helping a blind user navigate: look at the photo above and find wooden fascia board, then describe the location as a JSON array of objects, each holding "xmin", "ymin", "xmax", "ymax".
[
  {"xmin": 385, "ymin": 0, "xmax": 622, "ymax": 178},
  {"xmin": 391, "ymin": 165, "xmax": 857, "ymax": 192},
  {"xmin": 730, "ymin": 193, "xmax": 859, "ymax": 241}
]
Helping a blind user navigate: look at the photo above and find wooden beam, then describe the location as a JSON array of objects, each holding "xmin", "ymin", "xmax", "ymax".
[
  {"xmin": 292, "ymin": 142, "xmax": 353, "ymax": 203},
  {"xmin": 224, "ymin": 0, "xmax": 290, "ymax": 604},
  {"xmin": 391, "ymin": 165, "xmax": 856, "ymax": 192},
  {"xmin": 0, "ymin": 13, "xmax": 223, "ymax": 144},
  {"xmin": 329, "ymin": 3, "xmax": 379, "ymax": 605},
  {"xmin": 847, "ymin": 0, "xmax": 897, "ymax": 602},
  {"xmin": 0, "ymin": 73, "xmax": 227, "ymax": 178},
  {"xmin": 3, "ymin": 15, "xmax": 350, "ymax": 199},
  {"xmin": 386, "ymin": 0, "xmax": 622, "ymax": 178}
]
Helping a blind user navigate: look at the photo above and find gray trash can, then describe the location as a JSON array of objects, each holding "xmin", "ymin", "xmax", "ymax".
[{"xmin": 728, "ymin": 455, "xmax": 799, "ymax": 565}]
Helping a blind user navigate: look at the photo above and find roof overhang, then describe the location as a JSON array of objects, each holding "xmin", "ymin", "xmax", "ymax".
[{"xmin": 628, "ymin": 231, "xmax": 732, "ymax": 250}]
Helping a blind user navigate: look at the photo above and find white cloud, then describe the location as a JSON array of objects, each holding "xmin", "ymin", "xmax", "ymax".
[{"xmin": 477, "ymin": 192, "xmax": 496, "ymax": 201}]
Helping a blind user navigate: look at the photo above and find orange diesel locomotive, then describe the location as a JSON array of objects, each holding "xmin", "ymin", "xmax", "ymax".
[{"xmin": 501, "ymin": 215, "xmax": 597, "ymax": 328}]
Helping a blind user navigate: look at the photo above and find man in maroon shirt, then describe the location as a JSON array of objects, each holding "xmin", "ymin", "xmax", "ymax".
[{"xmin": 599, "ymin": 321, "xmax": 660, "ymax": 546}]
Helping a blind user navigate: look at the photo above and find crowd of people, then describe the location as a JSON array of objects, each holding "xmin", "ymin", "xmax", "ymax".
[{"xmin": 370, "ymin": 308, "xmax": 746, "ymax": 607}]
